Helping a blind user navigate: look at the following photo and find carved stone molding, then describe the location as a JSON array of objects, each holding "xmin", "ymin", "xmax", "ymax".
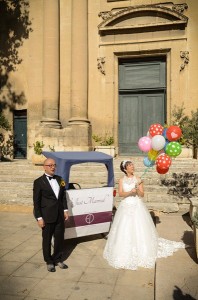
[
  {"xmin": 180, "ymin": 51, "xmax": 189, "ymax": 71},
  {"xmin": 98, "ymin": 11, "xmax": 113, "ymax": 21},
  {"xmin": 97, "ymin": 57, "xmax": 106, "ymax": 75},
  {"xmin": 98, "ymin": 4, "xmax": 188, "ymax": 35},
  {"xmin": 172, "ymin": 3, "xmax": 188, "ymax": 14}
]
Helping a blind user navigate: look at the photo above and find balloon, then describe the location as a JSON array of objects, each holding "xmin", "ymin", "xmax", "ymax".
[
  {"xmin": 148, "ymin": 149, "xmax": 159, "ymax": 161},
  {"xmin": 138, "ymin": 123, "xmax": 181, "ymax": 177},
  {"xmin": 162, "ymin": 128, "xmax": 167, "ymax": 139},
  {"xmin": 156, "ymin": 153, "xmax": 172, "ymax": 169},
  {"xmin": 166, "ymin": 126, "xmax": 182, "ymax": 141},
  {"xmin": 164, "ymin": 139, "xmax": 169, "ymax": 150},
  {"xmin": 158, "ymin": 149, "xmax": 165, "ymax": 155},
  {"xmin": 156, "ymin": 166, "xmax": 169, "ymax": 174},
  {"xmin": 149, "ymin": 123, "xmax": 163, "ymax": 137},
  {"xmin": 151, "ymin": 135, "xmax": 166, "ymax": 151},
  {"xmin": 138, "ymin": 136, "xmax": 152, "ymax": 152},
  {"xmin": 165, "ymin": 141, "xmax": 182, "ymax": 157},
  {"xmin": 143, "ymin": 157, "xmax": 155, "ymax": 167},
  {"xmin": 146, "ymin": 131, "xmax": 152, "ymax": 138}
]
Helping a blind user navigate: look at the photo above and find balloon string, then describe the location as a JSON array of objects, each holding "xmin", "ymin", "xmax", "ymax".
[{"xmin": 141, "ymin": 165, "xmax": 154, "ymax": 179}]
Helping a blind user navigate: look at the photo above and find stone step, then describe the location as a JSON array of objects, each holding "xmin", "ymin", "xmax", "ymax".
[
  {"xmin": 0, "ymin": 182, "xmax": 168, "ymax": 194},
  {"xmin": 0, "ymin": 169, "xmax": 43, "ymax": 175},
  {"xmin": 0, "ymin": 177, "xmax": 40, "ymax": 183},
  {"xmin": 0, "ymin": 158, "xmax": 197, "ymax": 214},
  {"xmin": 0, "ymin": 170, "xmax": 196, "ymax": 184},
  {"xmin": 0, "ymin": 179, "xmax": 161, "ymax": 189},
  {"xmin": 0, "ymin": 182, "xmax": 33, "ymax": 188},
  {"xmin": 0, "ymin": 193, "xmax": 189, "ymax": 209},
  {"xmin": 0, "ymin": 188, "xmax": 33, "ymax": 195},
  {"xmin": 1, "ymin": 157, "xmax": 198, "ymax": 167},
  {"xmin": 0, "ymin": 197, "xmax": 33, "ymax": 206},
  {"xmin": 2, "ymin": 162, "xmax": 198, "ymax": 171}
]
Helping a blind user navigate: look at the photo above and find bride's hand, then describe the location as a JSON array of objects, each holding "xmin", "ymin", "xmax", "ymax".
[{"xmin": 130, "ymin": 188, "xmax": 137, "ymax": 195}]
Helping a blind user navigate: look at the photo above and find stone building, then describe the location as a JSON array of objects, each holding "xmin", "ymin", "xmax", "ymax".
[{"xmin": 2, "ymin": 0, "xmax": 198, "ymax": 159}]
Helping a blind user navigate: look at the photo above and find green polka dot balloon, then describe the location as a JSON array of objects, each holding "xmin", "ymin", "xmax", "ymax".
[{"xmin": 165, "ymin": 141, "xmax": 182, "ymax": 157}]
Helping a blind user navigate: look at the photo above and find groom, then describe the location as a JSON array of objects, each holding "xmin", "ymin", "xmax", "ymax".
[{"xmin": 33, "ymin": 158, "xmax": 69, "ymax": 272}]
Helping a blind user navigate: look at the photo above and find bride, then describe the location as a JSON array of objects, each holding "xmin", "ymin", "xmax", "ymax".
[{"xmin": 103, "ymin": 160, "xmax": 185, "ymax": 270}]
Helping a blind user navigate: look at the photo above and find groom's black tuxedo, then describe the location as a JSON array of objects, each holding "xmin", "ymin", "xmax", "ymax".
[
  {"xmin": 33, "ymin": 174, "xmax": 68, "ymax": 265},
  {"xmin": 33, "ymin": 174, "xmax": 68, "ymax": 223}
]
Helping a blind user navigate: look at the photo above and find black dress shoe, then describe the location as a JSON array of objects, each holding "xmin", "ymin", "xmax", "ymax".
[
  {"xmin": 56, "ymin": 262, "xmax": 68, "ymax": 269},
  {"xmin": 47, "ymin": 264, "xmax": 56, "ymax": 272}
]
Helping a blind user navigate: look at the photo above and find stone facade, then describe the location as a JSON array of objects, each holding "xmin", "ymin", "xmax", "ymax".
[{"xmin": 2, "ymin": 0, "xmax": 198, "ymax": 159}]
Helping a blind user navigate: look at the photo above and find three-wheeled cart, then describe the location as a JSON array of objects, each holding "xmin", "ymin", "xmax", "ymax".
[{"xmin": 42, "ymin": 151, "xmax": 115, "ymax": 239}]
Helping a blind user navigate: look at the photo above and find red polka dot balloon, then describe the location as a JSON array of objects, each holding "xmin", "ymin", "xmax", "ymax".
[
  {"xmin": 166, "ymin": 126, "xmax": 182, "ymax": 141},
  {"xmin": 156, "ymin": 153, "xmax": 172, "ymax": 170},
  {"xmin": 149, "ymin": 123, "xmax": 163, "ymax": 137},
  {"xmin": 156, "ymin": 166, "xmax": 169, "ymax": 174}
]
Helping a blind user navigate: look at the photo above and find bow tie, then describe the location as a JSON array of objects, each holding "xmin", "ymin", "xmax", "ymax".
[{"xmin": 46, "ymin": 175, "xmax": 55, "ymax": 180}]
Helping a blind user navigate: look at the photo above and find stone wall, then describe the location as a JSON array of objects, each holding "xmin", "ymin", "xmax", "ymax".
[{"xmin": 2, "ymin": 0, "xmax": 198, "ymax": 159}]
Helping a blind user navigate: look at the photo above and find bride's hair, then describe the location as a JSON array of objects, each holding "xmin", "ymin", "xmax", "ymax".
[{"xmin": 120, "ymin": 160, "xmax": 133, "ymax": 174}]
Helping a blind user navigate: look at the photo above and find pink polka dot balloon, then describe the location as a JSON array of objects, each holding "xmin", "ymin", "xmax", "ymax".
[
  {"xmin": 156, "ymin": 153, "xmax": 172, "ymax": 170},
  {"xmin": 138, "ymin": 136, "xmax": 152, "ymax": 152},
  {"xmin": 149, "ymin": 123, "xmax": 163, "ymax": 137}
]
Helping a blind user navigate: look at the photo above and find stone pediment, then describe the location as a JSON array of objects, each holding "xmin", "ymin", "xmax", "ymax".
[{"xmin": 98, "ymin": 4, "xmax": 188, "ymax": 35}]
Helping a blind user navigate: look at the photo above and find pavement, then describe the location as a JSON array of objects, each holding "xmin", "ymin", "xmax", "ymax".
[{"xmin": 0, "ymin": 208, "xmax": 197, "ymax": 300}]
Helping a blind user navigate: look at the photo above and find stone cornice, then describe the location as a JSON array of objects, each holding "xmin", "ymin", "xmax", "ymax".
[{"xmin": 98, "ymin": 4, "xmax": 188, "ymax": 35}]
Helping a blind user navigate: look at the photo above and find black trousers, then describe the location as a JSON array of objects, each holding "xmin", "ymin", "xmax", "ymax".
[{"xmin": 42, "ymin": 214, "xmax": 65, "ymax": 264}]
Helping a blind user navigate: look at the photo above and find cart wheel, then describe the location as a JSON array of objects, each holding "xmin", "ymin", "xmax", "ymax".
[{"xmin": 101, "ymin": 232, "xmax": 108, "ymax": 239}]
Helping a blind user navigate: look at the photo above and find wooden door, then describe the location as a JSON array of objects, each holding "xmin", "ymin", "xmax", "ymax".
[
  {"xmin": 14, "ymin": 110, "xmax": 27, "ymax": 158},
  {"xmin": 119, "ymin": 58, "xmax": 166, "ymax": 155}
]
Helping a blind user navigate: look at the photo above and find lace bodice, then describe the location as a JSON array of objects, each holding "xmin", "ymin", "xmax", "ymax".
[{"xmin": 122, "ymin": 175, "xmax": 138, "ymax": 192}]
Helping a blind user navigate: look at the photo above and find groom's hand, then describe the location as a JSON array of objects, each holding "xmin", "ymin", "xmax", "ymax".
[
  {"xmin": 37, "ymin": 219, "xmax": 45, "ymax": 228},
  {"xmin": 64, "ymin": 211, "xmax": 69, "ymax": 221}
]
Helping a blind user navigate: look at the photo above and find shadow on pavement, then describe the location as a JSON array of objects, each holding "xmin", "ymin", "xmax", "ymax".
[
  {"xmin": 180, "ymin": 212, "xmax": 198, "ymax": 264},
  {"xmin": 62, "ymin": 233, "xmax": 104, "ymax": 261},
  {"xmin": 182, "ymin": 212, "xmax": 193, "ymax": 228},
  {"xmin": 173, "ymin": 285, "xmax": 197, "ymax": 300}
]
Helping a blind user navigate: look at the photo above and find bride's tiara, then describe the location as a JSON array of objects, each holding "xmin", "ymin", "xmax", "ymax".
[{"xmin": 122, "ymin": 160, "xmax": 133, "ymax": 168}]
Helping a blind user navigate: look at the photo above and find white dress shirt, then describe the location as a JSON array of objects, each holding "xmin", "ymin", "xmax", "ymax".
[{"xmin": 46, "ymin": 175, "xmax": 60, "ymax": 199}]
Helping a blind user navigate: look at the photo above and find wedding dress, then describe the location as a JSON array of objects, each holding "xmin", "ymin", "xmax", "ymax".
[{"xmin": 103, "ymin": 176, "xmax": 185, "ymax": 270}]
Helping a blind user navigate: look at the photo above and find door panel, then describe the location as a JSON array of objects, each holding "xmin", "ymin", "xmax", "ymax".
[
  {"xmin": 119, "ymin": 94, "xmax": 142, "ymax": 155},
  {"xmin": 142, "ymin": 93, "xmax": 165, "ymax": 136},
  {"xmin": 119, "ymin": 93, "xmax": 165, "ymax": 154},
  {"xmin": 119, "ymin": 60, "xmax": 166, "ymax": 90},
  {"xmin": 14, "ymin": 112, "xmax": 27, "ymax": 158}
]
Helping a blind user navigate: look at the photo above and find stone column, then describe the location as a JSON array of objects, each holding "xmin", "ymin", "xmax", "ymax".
[
  {"xmin": 68, "ymin": 0, "xmax": 90, "ymax": 124},
  {"xmin": 41, "ymin": 0, "xmax": 61, "ymax": 128}
]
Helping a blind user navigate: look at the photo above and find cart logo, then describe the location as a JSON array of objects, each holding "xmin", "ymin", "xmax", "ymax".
[{"xmin": 85, "ymin": 213, "xmax": 94, "ymax": 224}]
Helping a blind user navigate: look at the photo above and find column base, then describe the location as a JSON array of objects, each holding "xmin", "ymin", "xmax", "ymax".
[
  {"xmin": 41, "ymin": 118, "xmax": 62, "ymax": 129},
  {"xmin": 68, "ymin": 117, "xmax": 90, "ymax": 125}
]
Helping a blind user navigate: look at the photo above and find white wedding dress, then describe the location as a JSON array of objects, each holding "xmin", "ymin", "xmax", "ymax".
[{"xmin": 103, "ymin": 176, "xmax": 185, "ymax": 270}]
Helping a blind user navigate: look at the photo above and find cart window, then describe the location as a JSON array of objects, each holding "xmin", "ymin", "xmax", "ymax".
[{"xmin": 68, "ymin": 162, "xmax": 108, "ymax": 189}]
